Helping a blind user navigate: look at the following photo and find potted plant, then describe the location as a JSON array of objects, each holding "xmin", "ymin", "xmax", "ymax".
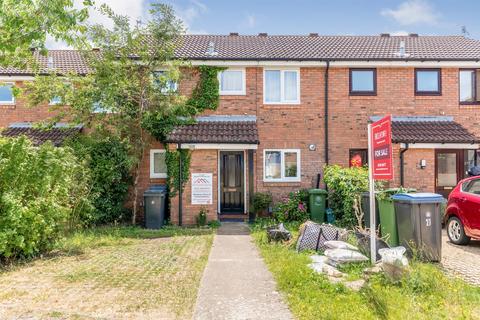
[{"xmin": 251, "ymin": 192, "xmax": 273, "ymax": 220}]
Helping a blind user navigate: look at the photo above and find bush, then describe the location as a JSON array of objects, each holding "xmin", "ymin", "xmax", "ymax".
[
  {"xmin": 273, "ymin": 190, "xmax": 309, "ymax": 222},
  {"xmin": 0, "ymin": 137, "xmax": 92, "ymax": 259},
  {"xmin": 67, "ymin": 135, "xmax": 133, "ymax": 225},
  {"xmin": 252, "ymin": 192, "xmax": 273, "ymax": 214},
  {"xmin": 323, "ymin": 165, "xmax": 370, "ymax": 227}
]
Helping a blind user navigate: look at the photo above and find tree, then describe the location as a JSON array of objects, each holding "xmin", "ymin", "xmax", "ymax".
[
  {"xmin": 0, "ymin": 0, "xmax": 92, "ymax": 67},
  {"xmin": 23, "ymin": 3, "xmax": 187, "ymax": 223}
]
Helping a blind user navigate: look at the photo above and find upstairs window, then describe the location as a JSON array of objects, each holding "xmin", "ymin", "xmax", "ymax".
[
  {"xmin": 264, "ymin": 149, "xmax": 301, "ymax": 182},
  {"xmin": 415, "ymin": 69, "xmax": 441, "ymax": 95},
  {"xmin": 459, "ymin": 69, "xmax": 480, "ymax": 104},
  {"xmin": 0, "ymin": 82, "xmax": 15, "ymax": 104},
  {"xmin": 218, "ymin": 68, "xmax": 246, "ymax": 95},
  {"xmin": 350, "ymin": 69, "xmax": 376, "ymax": 95},
  {"xmin": 264, "ymin": 69, "xmax": 300, "ymax": 104},
  {"xmin": 152, "ymin": 71, "xmax": 178, "ymax": 93},
  {"xmin": 150, "ymin": 149, "xmax": 167, "ymax": 178}
]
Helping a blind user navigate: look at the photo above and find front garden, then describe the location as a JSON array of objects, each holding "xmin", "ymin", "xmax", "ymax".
[{"xmin": 0, "ymin": 226, "xmax": 214, "ymax": 319}]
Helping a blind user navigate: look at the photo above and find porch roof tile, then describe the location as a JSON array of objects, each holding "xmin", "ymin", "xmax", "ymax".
[
  {"xmin": 1, "ymin": 123, "xmax": 82, "ymax": 146},
  {"xmin": 166, "ymin": 119, "xmax": 259, "ymax": 144}
]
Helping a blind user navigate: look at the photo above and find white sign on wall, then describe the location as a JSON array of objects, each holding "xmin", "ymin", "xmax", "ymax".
[{"xmin": 191, "ymin": 173, "xmax": 213, "ymax": 205}]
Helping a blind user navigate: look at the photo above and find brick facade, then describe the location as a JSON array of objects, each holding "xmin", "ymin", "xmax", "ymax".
[{"xmin": 3, "ymin": 65, "xmax": 480, "ymax": 225}]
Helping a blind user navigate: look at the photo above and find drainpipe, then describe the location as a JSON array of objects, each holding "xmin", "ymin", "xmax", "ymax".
[
  {"xmin": 178, "ymin": 143, "xmax": 183, "ymax": 226},
  {"xmin": 324, "ymin": 60, "xmax": 330, "ymax": 165},
  {"xmin": 400, "ymin": 143, "xmax": 409, "ymax": 187}
]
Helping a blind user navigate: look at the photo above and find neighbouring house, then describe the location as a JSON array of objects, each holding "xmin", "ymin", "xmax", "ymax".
[{"xmin": 2, "ymin": 33, "xmax": 480, "ymax": 225}]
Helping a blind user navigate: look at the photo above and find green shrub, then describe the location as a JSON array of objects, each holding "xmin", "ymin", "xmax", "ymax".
[
  {"xmin": 273, "ymin": 190, "xmax": 309, "ymax": 222},
  {"xmin": 0, "ymin": 137, "xmax": 91, "ymax": 259},
  {"xmin": 323, "ymin": 165, "xmax": 370, "ymax": 227},
  {"xmin": 196, "ymin": 207, "xmax": 208, "ymax": 226},
  {"xmin": 252, "ymin": 192, "xmax": 273, "ymax": 214},
  {"xmin": 67, "ymin": 135, "xmax": 133, "ymax": 225}
]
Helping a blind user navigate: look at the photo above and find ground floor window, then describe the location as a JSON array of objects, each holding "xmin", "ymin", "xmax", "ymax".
[
  {"xmin": 150, "ymin": 149, "xmax": 167, "ymax": 178},
  {"xmin": 349, "ymin": 149, "xmax": 368, "ymax": 167},
  {"xmin": 264, "ymin": 149, "xmax": 301, "ymax": 182}
]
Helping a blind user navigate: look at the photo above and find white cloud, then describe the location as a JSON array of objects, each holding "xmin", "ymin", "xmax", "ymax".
[
  {"xmin": 390, "ymin": 30, "xmax": 409, "ymax": 36},
  {"xmin": 245, "ymin": 14, "xmax": 256, "ymax": 28},
  {"xmin": 174, "ymin": 0, "xmax": 208, "ymax": 34},
  {"xmin": 381, "ymin": 0, "xmax": 440, "ymax": 26},
  {"xmin": 47, "ymin": 0, "xmax": 146, "ymax": 49}
]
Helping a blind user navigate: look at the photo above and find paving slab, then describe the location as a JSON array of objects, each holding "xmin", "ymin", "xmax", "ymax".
[
  {"xmin": 442, "ymin": 229, "xmax": 480, "ymax": 286},
  {"xmin": 193, "ymin": 222, "xmax": 293, "ymax": 320}
]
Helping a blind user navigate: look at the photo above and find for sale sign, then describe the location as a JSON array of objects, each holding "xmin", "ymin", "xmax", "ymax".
[{"xmin": 371, "ymin": 115, "xmax": 394, "ymax": 180}]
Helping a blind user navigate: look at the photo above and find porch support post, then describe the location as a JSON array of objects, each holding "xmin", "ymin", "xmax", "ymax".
[{"xmin": 248, "ymin": 149, "xmax": 255, "ymax": 222}]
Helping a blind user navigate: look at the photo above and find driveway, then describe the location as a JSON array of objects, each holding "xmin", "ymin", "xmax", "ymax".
[{"xmin": 442, "ymin": 229, "xmax": 480, "ymax": 286}]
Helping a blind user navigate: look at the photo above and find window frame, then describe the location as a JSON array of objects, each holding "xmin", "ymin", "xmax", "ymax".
[
  {"xmin": 263, "ymin": 68, "xmax": 301, "ymax": 104},
  {"xmin": 263, "ymin": 149, "xmax": 301, "ymax": 182},
  {"xmin": 459, "ymin": 68, "xmax": 479, "ymax": 105},
  {"xmin": 152, "ymin": 70, "xmax": 178, "ymax": 94},
  {"xmin": 349, "ymin": 68, "xmax": 377, "ymax": 96},
  {"xmin": 49, "ymin": 96, "xmax": 62, "ymax": 105},
  {"xmin": 218, "ymin": 68, "xmax": 246, "ymax": 95},
  {"xmin": 150, "ymin": 149, "xmax": 167, "ymax": 179},
  {"xmin": 414, "ymin": 68, "xmax": 442, "ymax": 96},
  {"xmin": 0, "ymin": 82, "xmax": 15, "ymax": 104},
  {"xmin": 462, "ymin": 178, "xmax": 480, "ymax": 196},
  {"xmin": 349, "ymin": 148, "xmax": 369, "ymax": 167}
]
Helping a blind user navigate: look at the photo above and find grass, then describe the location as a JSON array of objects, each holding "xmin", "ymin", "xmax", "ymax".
[
  {"xmin": 0, "ymin": 225, "xmax": 215, "ymax": 319},
  {"xmin": 251, "ymin": 221, "xmax": 480, "ymax": 320}
]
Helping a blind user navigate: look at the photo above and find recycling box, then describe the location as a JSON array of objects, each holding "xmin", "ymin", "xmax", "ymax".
[{"xmin": 392, "ymin": 193, "xmax": 445, "ymax": 262}]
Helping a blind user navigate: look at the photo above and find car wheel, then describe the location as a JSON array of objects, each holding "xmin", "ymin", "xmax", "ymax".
[{"xmin": 447, "ymin": 216, "xmax": 471, "ymax": 245}]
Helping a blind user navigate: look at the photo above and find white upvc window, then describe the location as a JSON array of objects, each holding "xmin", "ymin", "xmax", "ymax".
[
  {"xmin": 263, "ymin": 69, "xmax": 300, "ymax": 104},
  {"xmin": 263, "ymin": 149, "xmax": 301, "ymax": 182},
  {"xmin": 150, "ymin": 149, "xmax": 167, "ymax": 178},
  {"xmin": 152, "ymin": 70, "xmax": 178, "ymax": 94},
  {"xmin": 49, "ymin": 96, "xmax": 62, "ymax": 105},
  {"xmin": 218, "ymin": 68, "xmax": 246, "ymax": 95},
  {"xmin": 0, "ymin": 82, "xmax": 15, "ymax": 104}
]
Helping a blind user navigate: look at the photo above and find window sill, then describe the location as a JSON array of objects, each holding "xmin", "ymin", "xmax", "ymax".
[
  {"xmin": 262, "ymin": 181, "xmax": 302, "ymax": 187},
  {"xmin": 220, "ymin": 92, "xmax": 246, "ymax": 96},
  {"xmin": 349, "ymin": 95, "xmax": 377, "ymax": 100},
  {"xmin": 0, "ymin": 104, "xmax": 16, "ymax": 109},
  {"xmin": 150, "ymin": 175, "xmax": 167, "ymax": 180}
]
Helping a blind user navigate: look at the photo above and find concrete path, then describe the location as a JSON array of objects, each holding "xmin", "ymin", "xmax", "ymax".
[{"xmin": 193, "ymin": 222, "xmax": 293, "ymax": 320}]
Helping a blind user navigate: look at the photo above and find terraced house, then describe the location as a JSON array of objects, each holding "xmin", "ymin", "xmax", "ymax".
[{"xmin": 2, "ymin": 33, "xmax": 480, "ymax": 225}]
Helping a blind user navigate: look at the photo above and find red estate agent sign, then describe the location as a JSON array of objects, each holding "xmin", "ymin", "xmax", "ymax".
[{"xmin": 370, "ymin": 115, "xmax": 394, "ymax": 180}]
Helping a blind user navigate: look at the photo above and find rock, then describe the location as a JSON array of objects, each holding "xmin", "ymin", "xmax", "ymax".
[
  {"xmin": 322, "ymin": 263, "xmax": 345, "ymax": 278},
  {"xmin": 344, "ymin": 279, "xmax": 366, "ymax": 291},
  {"xmin": 308, "ymin": 262, "xmax": 324, "ymax": 274},
  {"xmin": 310, "ymin": 255, "xmax": 328, "ymax": 264},
  {"xmin": 328, "ymin": 276, "xmax": 345, "ymax": 284},
  {"xmin": 364, "ymin": 265, "xmax": 382, "ymax": 275}
]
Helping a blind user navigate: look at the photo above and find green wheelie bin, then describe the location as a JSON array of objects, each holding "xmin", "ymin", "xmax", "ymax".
[
  {"xmin": 308, "ymin": 189, "xmax": 328, "ymax": 223},
  {"xmin": 377, "ymin": 188, "xmax": 415, "ymax": 246}
]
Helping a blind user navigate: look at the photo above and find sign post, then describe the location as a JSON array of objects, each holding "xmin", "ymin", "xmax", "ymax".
[{"xmin": 368, "ymin": 115, "xmax": 394, "ymax": 264}]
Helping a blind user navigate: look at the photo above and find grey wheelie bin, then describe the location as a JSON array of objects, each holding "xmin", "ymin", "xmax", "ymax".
[
  {"xmin": 391, "ymin": 193, "xmax": 445, "ymax": 262},
  {"xmin": 144, "ymin": 185, "xmax": 167, "ymax": 229}
]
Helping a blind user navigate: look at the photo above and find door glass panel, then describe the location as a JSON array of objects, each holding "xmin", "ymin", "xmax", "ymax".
[
  {"xmin": 227, "ymin": 155, "xmax": 236, "ymax": 187},
  {"xmin": 284, "ymin": 152, "xmax": 298, "ymax": 178},
  {"xmin": 437, "ymin": 153, "xmax": 457, "ymax": 187}
]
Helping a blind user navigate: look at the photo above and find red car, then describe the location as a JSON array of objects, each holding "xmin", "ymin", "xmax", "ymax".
[{"xmin": 445, "ymin": 176, "xmax": 480, "ymax": 245}]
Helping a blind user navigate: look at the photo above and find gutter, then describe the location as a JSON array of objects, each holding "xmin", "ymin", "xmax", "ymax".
[
  {"xmin": 400, "ymin": 143, "xmax": 409, "ymax": 186},
  {"xmin": 178, "ymin": 143, "xmax": 183, "ymax": 226}
]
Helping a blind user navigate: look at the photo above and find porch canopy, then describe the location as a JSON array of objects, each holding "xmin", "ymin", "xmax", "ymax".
[
  {"xmin": 166, "ymin": 115, "xmax": 259, "ymax": 150},
  {"xmin": 370, "ymin": 116, "xmax": 480, "ymax": 149},
  {"xmin": 2, "ymin": 122, "xmax": 83, "ymax": 146}
]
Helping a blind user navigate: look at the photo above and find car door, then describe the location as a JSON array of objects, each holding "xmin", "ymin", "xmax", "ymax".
[{"xmin": 460, "ymin": 178, "xmax": 480, "ymax": 231}]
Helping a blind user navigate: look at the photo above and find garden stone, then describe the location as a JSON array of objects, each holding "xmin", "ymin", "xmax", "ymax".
[
  {"xmin": 364, "ymin": 265, "xmax": 382, "ymax": 275},
  {"xmin": 322, "ymin": 263, "xmax": 344, "ymax": 278},
  {"xmin": 344, "ymin": 279, "xmax": 366, "ymax": 291},
  {"xmin": 310, "ymin": 254, "xmax": 328, "ymax": 263}
]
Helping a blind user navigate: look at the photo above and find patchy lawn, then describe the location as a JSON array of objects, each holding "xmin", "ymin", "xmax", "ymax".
[
  {"xmin": 0, "ymin": 226, "xmax": 215, "ymax": 319},
  {"xmin": 251, "ymin": 221, "xmax": 480, "ymax": 320}
]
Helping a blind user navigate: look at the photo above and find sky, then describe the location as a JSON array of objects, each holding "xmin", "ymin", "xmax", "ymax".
[{"xmin": 48, "ymin": 0, "xmax": 480, "ymax": 48}]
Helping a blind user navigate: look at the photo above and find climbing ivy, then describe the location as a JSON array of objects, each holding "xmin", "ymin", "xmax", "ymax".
[
  {"xmin": 142, "ymin": 65, "xmax": 225, "ymax": 194},
  {"xmin": 165, "ymin": 148, "xmax": 191, "ymax": 197}
]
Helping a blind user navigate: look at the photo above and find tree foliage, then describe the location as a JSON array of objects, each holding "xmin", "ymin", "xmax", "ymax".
[
  {"xmin": 0, "ymin": 0, "xmax": 92, "ymax": 67},
  {"xmin": 23, "ymin": 3, "xmax": 186, "ymax": 223},
  {"xmin": 67, "ymin": 134, "xmax": 133, "ymax": 225},
  {"xmin": 0, "ymin": 137, "xmax": 92, "ymax": 259}
]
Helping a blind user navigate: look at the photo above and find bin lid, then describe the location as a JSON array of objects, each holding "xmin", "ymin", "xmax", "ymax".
[
  {"xmin": 309, "ymin": 189, "xmax": 328, "ymax": 195},
  {"xmin": 144, "ymin": 185, "xmax": 167, "ymax": 196},
  {"xmin": 391, "ymin": 192, "xmax": 445, "ymax": 204}
]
